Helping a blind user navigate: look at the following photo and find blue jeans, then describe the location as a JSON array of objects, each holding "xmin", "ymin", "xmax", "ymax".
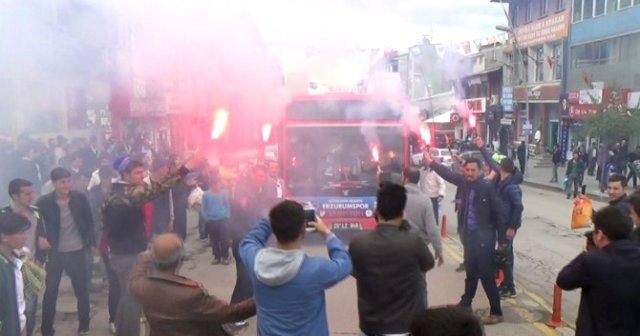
[
  {"xmin": 41, "ymin": 249, "xmax": 91, "ymax": 336},
  {"xmin": 110, "ymin": 254, "xmax": 141, "ymax": 336},
  {"xmin": 430, "ymin": 198, "xmax": 440, "ymax": 226}
]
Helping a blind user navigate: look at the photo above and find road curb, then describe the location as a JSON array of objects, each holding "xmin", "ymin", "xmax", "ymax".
[{"xmin": 443, "ymin": 236, "xmax": 576, "ymax": 334}]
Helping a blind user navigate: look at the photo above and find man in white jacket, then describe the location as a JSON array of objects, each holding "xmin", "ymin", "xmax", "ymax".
[{"xmin": 419, "ymin": 164, "xmax": 446, "ymax": 225}]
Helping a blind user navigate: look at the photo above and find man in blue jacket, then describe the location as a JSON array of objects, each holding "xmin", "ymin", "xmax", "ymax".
[
  {"xmin": 424, "ymin": 153, "xmax": 506, "ymax": 325},
  {"xmin": 240, "ymin": 200, "xmax": 352, "ymax": 336}
]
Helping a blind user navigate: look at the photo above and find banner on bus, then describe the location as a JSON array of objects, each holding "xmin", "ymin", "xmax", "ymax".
[{"xmin": 296, "ymin": 196, "xmax": 377, "ymax": 231}]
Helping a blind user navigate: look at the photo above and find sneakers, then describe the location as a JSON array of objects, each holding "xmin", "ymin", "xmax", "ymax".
[
  {"xmin": 78, "ymin": 330, "xmax": 90, "ymax": 336},
  {"xmin": 234, "ymin": 320, "xmax": 248, "ymax": 327},
  {"xmin": 211, "ymin": 258, "xmax": 221, "ymax": 265},
  {"xmin": 455, "ymin": 263, "xmax": 465, "ymax": 272},
  {"xmin": 500, "ymin": 288, "xmax": 518, "ymax": 299},
  {"xmin": 109, "ymin": 322, "xmax": 116, "ymax": 334},
  {"xmin": 222, "ymin": 257, "xmax": 232, "ymax": 266},
  {"xmin": 481, "ymin": 314, "xmax": 504, "ymax": 325}
]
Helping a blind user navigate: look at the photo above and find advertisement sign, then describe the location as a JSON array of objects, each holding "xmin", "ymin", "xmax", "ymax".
[
  {"xmin": 559, "ymin": 120, "xmax": 569, "ymax": 163},
  {"xmin": 463, "ymin": 98, "xmax": 487, "ymax": 114},
  {"xmin": 628, "ymin": 91, "xmax": 640, "ymax": 109},
  {"xmin": 514, "ymin": 10, "xmax": 570, "ymax": 48},
  {"xmin": 296, "ymin": 196, "xmax": 377, "ymax": 231},
  {"xmin": 502, "ymin": 87, "xmax": 513, "ymax": 112},
  {"xmin": 560, "ymin": 93, "xmax": 570, "ymax": 117}
]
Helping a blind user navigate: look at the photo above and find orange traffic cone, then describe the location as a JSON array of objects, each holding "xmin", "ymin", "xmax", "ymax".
[
  {"xmin": 546, "ymin": 284, "xmax": 568, "ymax": 328},
  {"xmin": 440, "ymin": 215, "xmax": 448, "ymax": 239}
]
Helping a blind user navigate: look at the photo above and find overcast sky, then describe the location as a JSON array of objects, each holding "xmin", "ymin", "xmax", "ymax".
[{"xmin": 240, "ymin": 0, "xmax": 509, "ymax": 50}]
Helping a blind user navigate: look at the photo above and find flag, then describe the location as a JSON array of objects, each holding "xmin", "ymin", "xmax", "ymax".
[{"xmin": 462, "ymin": 41, "xmax": 471, "ymax": 54}]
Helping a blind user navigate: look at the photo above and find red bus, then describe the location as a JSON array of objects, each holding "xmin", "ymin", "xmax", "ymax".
[{"xmin": 279, "ymin": 93, "xmax": 413, "ymax": 232}]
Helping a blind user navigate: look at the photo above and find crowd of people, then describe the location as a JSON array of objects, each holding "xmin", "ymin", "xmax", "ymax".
[
  {"xmin": 2, "ymin": 130, "xmax": 639, "ymax": 336},
  {"xmin": 549, "ymin": 139, "xmax": 640, "ymax": 197}
]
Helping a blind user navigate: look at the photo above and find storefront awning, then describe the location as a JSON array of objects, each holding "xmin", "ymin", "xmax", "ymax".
[{"xmin": 426, "ymin": 110, "xmax": 454, "ymax": 123}]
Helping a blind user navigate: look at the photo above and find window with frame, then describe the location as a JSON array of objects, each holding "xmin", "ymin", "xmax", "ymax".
[
  {"xmin": 541, "ymin": 0, "xmax": 549, "ymax": 14},
  {"xmin": 558, "ymin": 0, "xmax": 565, "ymax": 10},
  {"xmin": 519, "ymin": 49, "xmax": 529, "ymax": 83},
  {"xmin": 573, "ymin": 0, "xmax": 583, "ymax": 22},
  {"xmin": 535, "ymin": 47, "xmax": 545, "ymax": 82},
  {"xmin": 619, "ymin": 0, "xmax": 633, "ymax": 8},
  {"xmin": 525, "ymin": 0, "xmax": 532, "ymax": 22},
  {"xmin": 608, "ymin": 0, "xmax": 618, "ymax": 12},
  {"xmin": 572, "ymin": 38, "xmax": 619, "ymax": 68},
  {"xmin": 552, "ymin": 44, "xmax": 562, "ymax": 80},
  {"xmin": 620, "ymin": 33, "xmax": 640, "ymax": 61},
  {"xmin": 594, "ymin": 0, "xmax": 606, "ymax": 15},
  {"xmin": 584, "ymin": 0, "xmax": 594, "ymax": 19}
]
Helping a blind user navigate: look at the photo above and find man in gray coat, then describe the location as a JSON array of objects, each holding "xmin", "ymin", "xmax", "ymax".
[{"xmin": 404, "ymin": 167, "xmax": 444, "ymax": 307}]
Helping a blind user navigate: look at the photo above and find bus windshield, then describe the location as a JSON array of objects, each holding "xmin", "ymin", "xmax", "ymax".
[{"xmin": 286, "ymin": 125, "xmax": 404, "ymax": 197}]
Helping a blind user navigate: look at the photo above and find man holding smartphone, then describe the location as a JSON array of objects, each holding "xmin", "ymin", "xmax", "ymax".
[{"xmin": 239, "ymin": 200, "xmax": 352, "ymax": 336}]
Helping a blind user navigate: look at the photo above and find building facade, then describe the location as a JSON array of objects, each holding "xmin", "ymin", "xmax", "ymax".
[
  {"xmin": 0, "ymin": 0, "xmax": 116, "ymax": 140},
  {"xmin": 496, "ymin": 0, "xmax": 571, "ymax": 156},
  {"xmin": 567, "ymin": 0, "xmax": 640, "ymax": 147}
]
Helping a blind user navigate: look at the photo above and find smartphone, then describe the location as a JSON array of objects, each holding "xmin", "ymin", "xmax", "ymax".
[{"xmin": 301, "ymin": 203, "xmax": 316, "ymax": 229}]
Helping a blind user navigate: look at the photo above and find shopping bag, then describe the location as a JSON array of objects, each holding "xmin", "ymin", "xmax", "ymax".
[
  {"xmin": 562, "ymin": 177, "xmax": 569, "ymax": 192},
  {"xmin": 571, "ymin": 197, "xmax": 593, "ymax": 230}
]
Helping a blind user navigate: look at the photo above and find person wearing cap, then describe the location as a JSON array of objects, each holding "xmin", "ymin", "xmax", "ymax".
[
  {"xmin": 0, "ymin": 212, "xmax": 32, "ymax": 336},
  {"xmin": 36, "ymin": 167, "xmax": 96, "ymax": 336},
  {"xmin": 129, "ymin": 233, "xmax": 255, "ymax": 336},
  {"xmin": 102, "ymin": 152, "xmax": 203, "ymax": 336}
]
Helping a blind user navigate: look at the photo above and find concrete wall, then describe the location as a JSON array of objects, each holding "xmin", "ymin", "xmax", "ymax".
[{"xmin": 571, "ymin": 5, "xmax": 640, "ymax": 45}]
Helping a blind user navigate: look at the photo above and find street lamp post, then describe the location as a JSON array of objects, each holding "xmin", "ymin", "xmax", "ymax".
[{"xmin": 496, "ymin": 22, "xmax": 531, "ymax": 177}]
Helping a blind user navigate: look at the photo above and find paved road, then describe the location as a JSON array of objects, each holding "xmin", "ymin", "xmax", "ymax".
[{"xmin": 41, "ymin": 184, "xmax": 592, "ymax": 336}]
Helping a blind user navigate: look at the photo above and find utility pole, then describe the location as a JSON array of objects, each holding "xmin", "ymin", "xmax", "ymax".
[{"xmin": 497, "ymin": 0, "xmax": 530, "ymax": 177}]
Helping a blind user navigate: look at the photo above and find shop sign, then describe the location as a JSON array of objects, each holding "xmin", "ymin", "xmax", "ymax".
[
  {"xmin": 628, "ymin": 91, "xmax": 640, "ymax": 109},
  {"xmin": 463, "ymin": 98, "xmax": 487, "ymax": 114},
  {"xmin": 514, "ymin": 10, "xmax": 570, "ymax": 48}
]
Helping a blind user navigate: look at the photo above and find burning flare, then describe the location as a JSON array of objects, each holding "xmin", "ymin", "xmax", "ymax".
[
  {"xmin": 371, "ymin": 145, "xmax": 380, "ymax": 163},
  {"xmin": 262, "ymin": 123, "xmax": 272, "ymax": 143},
  {"xmin": 420, "ymin": 125, "xmax": 431, "ymax": 145},
  {"xmin": 469, "ymin": 113, "xmax": 477, "ymax": 128},
  {"xmin": 211, "ymin": 108, "xmax": 229, "ymax": 140}
]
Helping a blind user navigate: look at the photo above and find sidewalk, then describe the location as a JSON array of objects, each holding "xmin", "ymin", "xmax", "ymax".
[{"xmin": 522, "ymin": 160, "xmax": 610, "ymax": 201}]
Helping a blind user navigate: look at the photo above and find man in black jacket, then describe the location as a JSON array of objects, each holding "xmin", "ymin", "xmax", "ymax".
[
  {"xmin": 36, "ymin": 168, "xmax": 95, "ymax": 336},
  {"xmin": 424, "ymin": 153, "xmax": 506, "ymax": 325},
  {"xmin": 349, "ymin": 183, "xmax": 434, "ymax": 335},
  {"xmin": 557, "ymin": 206, "xmax": 640, "ymax": 336}
]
